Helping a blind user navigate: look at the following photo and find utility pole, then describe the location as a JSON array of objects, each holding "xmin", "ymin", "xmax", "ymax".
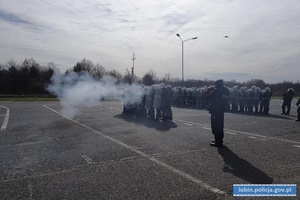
[{"xmin": 131, "ymin": 53, "xmax": 136, "ymax": 82}]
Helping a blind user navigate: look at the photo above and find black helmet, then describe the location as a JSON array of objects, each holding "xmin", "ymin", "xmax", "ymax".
[{"xmin": 214, "ymin": 79, "xmax": 224, "ymax": 88}]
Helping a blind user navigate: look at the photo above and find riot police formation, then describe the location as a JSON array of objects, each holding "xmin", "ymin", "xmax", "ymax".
[
  {"xmin": 253, "ymin": 86, "xmax": 261, "ymax": 113},
  {"xmin": 237, "ymin": 87, "xmax": 246, "ymax": 113},
  {"xmin": 161, "ymin": 85, "xmax": 173, "ymax": 120},
  {"xmin": 229, "ymin": 86, "xmax": 238, "ymax": 112},
  {"xmin": 172, "ymin": 86, "xmax": 207, "ymax": 109},
  {"xmin": 122, "ymin": 82, "xmax": 300, "ymax": 121},
  {"xmin": 122, "ymin": 83, "xmax": 173, "ymax": 122},
  {"xmin": 152, "ymin": 83, "xmax": 165, "ymax": 121},
  {"xmin": 260, "ymin": 87, "xmax": 272, "ymax": 115},
  {"xmin": 144, "ymin": 85, "xmax": 155, "ymax": 119},
  {"xmin": 226, "ymin": 86, "xmax": 272, "ymax": 115},
  {"xmin": 245, "ymin": 88, "xmax": 254, "ymax": 113}
]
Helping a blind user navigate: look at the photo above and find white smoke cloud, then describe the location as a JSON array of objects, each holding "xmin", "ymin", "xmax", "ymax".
[{"xmin": 46, "ymin": 71, "xmax": 145, "ymax": 118}]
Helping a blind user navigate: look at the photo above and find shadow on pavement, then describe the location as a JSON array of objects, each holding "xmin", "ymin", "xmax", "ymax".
[
  {"xmin": 218, "ymin": 146, "xmax": 274, "ymax": 184},
  {"xmin": 227, "ymin": 112, "xmax": 296, "ymax": 120},
  {"xmin": 114, "ymin": 114, "xmax": 177, "ymax": 132},
  {"xmin": 254, "ymin": 113, "xmax": 296, "ymax": 120}
]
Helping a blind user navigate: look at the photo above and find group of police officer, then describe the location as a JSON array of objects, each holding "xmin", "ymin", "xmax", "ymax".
[
  {"xmin": 121, "ymin": 81, "xmax": 299, "ymax": 148},
  {"xmin": 171, "ymin": 85, "xmax": 273, "ymax": 115},
  {"xmin": 122, "ymin": 82, "xmax": 300, "ymax": 123},
  {"xmin": 122, "ymin": 83, "xmax": 173, "ymax": 121}
]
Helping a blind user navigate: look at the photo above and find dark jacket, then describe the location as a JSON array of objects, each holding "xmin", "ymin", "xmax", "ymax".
[
  {"xmin": 282, "ymin": 91, "xmax": 294, "ymax": 103},
  {"xmin": 206, "ymin": 86, "xmax": 230, "ymax": 113},
  {"xmin": 296, "ymin": 98, "xmax": 300, "ymax": 107}
]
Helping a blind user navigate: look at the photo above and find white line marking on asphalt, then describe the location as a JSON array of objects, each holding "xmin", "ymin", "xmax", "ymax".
[
  {"xmin": 175, "ymin": 118, "xmax": 300, "ymax": 145},
  {"xmin": 226, "ymin": 129, "xmax": 300, "ymax": 145},
  {"xmin": 44, "ymin": 105, "xmax": 227, "ymax": 196},
  {"xmin": 248, "ymin": 136, "xmax": 257, "ymax": 139},
  {"xmin": 0, "ymin": 106, "xmax": 10, "ymax": 131},
  {"xmin": 184, "ymin": 123, "xmax": 193, "ymax": 126},
  {"xmin": 175, "ymin": 119, "xmax": 210, "ymax": 128},
  {"xmin": 226, "ymin": 131, "xmax": 237, "ymax": 135},
  {"xmin": 293, "ymin": 145, "xmax": 300, "ymax": 148},
  {"xmin": 81, "ymin": 155, "xmax": 96, "ymax": 165},
  {"xmin": 202, "ymin": 127, "xmax": 211, "ymax": 131}
]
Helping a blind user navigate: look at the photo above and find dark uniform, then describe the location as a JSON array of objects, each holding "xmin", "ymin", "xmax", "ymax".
[
  {"xmin": 261, "ymin": 87, "xmax": 272, "ymax": 115},
  {"xmin": 281, "ymin": 88, "xmax": 294, "ymax": 115},
  {"xmin": 206, "ymin": 80, "xmax": 230, "ymax": 147},
  {"xmin": 296, "ymin": 98, "xmax": 300, "ymax": 122},
  {"xmin": 161, "ymin": 85, "xmax": 173, "ymax": 121}
]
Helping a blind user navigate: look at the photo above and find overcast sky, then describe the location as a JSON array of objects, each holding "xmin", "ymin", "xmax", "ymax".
[{"xmin": 0, "ymin": 0, "xmax": 299, "ymax": 83}]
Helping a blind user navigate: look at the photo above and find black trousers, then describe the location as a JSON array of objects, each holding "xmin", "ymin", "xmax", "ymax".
[
  {"xmin": 147, "ymin": 108, "xmax": 155, "ymax": 119},
  {"xmin": 262, "ymin": 100, "xmax": 270, "ymax": 114},
  {"xmin": 282, "ymin": 101, "xmax": 291, "ymax": 114},
  {"xmin": 297, "ymin": 106, "xmax": 300, "ymax": 120},
  {"xmin": 210, "ymin": 112, "xmax": 225, "ymax": 145}
]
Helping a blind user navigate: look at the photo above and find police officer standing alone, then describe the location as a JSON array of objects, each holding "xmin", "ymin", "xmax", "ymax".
[
  {"xmin": 281, "ymin": 88, "xmax": 294, "ymax": 115},
  {"xmin": 206, "ymin": 80, "xmax": 230, "ymax": 147}
]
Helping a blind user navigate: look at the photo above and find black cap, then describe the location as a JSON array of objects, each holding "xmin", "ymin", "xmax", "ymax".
[{"xmin": 215, "ymin": 79, "xmax": 224, "ymax": 88}]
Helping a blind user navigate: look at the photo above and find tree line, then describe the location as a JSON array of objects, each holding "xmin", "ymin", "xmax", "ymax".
[{"xmin": 0, "ymin": 58, "xmax": 299, "ymax": 96}]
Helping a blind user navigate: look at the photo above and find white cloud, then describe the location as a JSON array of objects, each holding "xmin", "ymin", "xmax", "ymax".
[{"xmin": 0, "ymin": 0, "xmax": 300, "ymax": 83}]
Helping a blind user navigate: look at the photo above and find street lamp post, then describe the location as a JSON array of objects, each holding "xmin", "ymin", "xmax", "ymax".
[{"xmin": 176, "ymin": 33, "xmax": 197, "ymax": 82}]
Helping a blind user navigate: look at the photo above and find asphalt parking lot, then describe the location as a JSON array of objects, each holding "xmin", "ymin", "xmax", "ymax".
[{"xmin": 0, "ymin": 99, "xmax": 299, "ymax": 199}]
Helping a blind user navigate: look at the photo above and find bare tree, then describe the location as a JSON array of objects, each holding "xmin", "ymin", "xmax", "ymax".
[
  {"xmin": 123, "ymin": 69, "xmax": 133, "ymax": 84},
  {"xmin": 162, "ymin": 72, "xmax": 171, "ymax": 82},
  {"xmin": 142, "ymin": 70, "xmax": 157, "ymax": 86},
  {"xmin": 108, "ymin": 69, "xmax": 122, "ymax": 81},
  {"xmin": 92, "ymin": 64, "xmax": 106, "ymax": 78},
  {"xmin": 6, "ymin": 59, "xmax": 19, "ymax": 70},
  {"xmin": 73, "ymin": 58, "xmax": 94, "ymax": 73}
]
